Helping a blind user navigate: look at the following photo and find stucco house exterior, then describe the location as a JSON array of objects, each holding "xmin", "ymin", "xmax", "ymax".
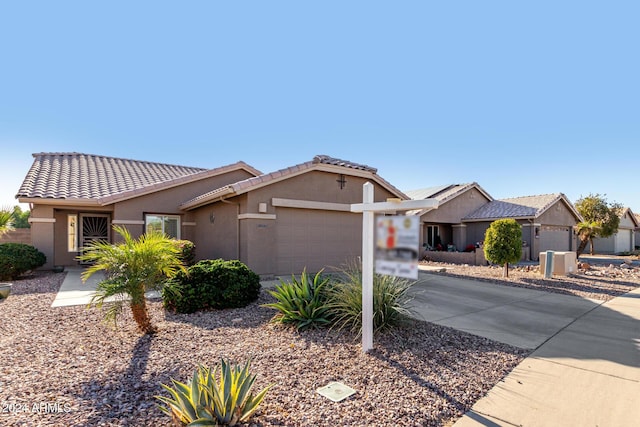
[
  {"xmin": 462, "ymin": 194, "xmax": 582, "ymax": 260},
  {"xmin": 408, "ymin": 184, "xmax": 582, "ymax": 262},
  {"xmin": 17, "ymin": 152, "xmax": 407, "ymax": 277},
  {"xmin": 405, "ymin": 183, "xmax": 493, "ymax": 252},
  {"xmin": 586, "ymin": 207, "xmax": 638, "ymax": 254}
]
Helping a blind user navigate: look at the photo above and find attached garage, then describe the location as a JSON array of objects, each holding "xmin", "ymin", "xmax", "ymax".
[
  {"xmin": 615, "ymin": 229, "xmax": 632, "ymax": 253},
  {"xmin": 539, "ymin": 225, "xmax": 572, "ymax": 253},
  {"xmin": 276, "ymin": 208, "xmax": 361, "ymax": 274},
  {"xmin": 182, "ymin": 155, "xmax": 407, "ymax": 276}
]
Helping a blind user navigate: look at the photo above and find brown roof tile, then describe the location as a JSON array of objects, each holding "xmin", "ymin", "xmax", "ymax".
[{"xmin": 17, "ymin": 152, "xmax": 260, "ymax": 204}]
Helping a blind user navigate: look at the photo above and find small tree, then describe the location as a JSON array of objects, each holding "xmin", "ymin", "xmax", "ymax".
[
  {"xmin": 483, "ymin": 219, "xmax": 522, "ymax": 278},
  {"xmin": 78, "ymin": 225, "xmax": 186, "ymax": 334},
  {"xmin": 574, "ymin": 194, "xmax": 622, "ymax": 256},
  {"xmin": 12, "ymin": 206, "xmax": 30, "ymax": 228}
]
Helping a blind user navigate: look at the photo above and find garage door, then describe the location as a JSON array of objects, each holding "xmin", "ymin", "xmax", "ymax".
[
  {"xmin": 539, "ymin": 226, "xmax": 571, "ymax": 252},
  {"xmin": 615, "ymin": 229, "xmax": 632, "ymax": 253},
  {"xmin": 275, "ymin": 208, "xmax": 361, "ymax": 275}
]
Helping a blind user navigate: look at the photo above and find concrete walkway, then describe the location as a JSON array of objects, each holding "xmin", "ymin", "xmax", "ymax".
[
  {"xmin": 407, "ymin": 271, "xmax": 640, "ymax": 427},
  {"xmin": 51, "ymin": 267, "xmax": 280, "ymax": 307}
]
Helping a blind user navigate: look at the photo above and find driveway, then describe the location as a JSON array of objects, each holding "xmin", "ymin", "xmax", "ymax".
[{"xmin": 409, "ymin": 270, "xmax": 602, "ymax": 349}]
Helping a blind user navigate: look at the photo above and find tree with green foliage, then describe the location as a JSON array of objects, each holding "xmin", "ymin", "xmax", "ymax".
[
  {"xmin": 574, "ymin": 194, "xmax": 622, "ymax": 256},
  {"xmin": 483, "ymin": 219, "xmax": 522, "ymax": 278},
  {"xmin": 11, "ymin": 206, "xmax": 30, "ymax": 228},
  {"xmin": 0, "ymin": 207, "xmax": 14, "ymax": 236},
  {"xmin": 77, "ymin": 225, "xmax": 186, "ymax": 334}
]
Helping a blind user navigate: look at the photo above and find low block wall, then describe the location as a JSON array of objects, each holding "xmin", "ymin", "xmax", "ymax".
[
  {"xmin": 0, "ymin": 229, "xmax": 31, "ymax": 245},
  {"xmin": 423, "ymin": 249, "xmax": 487, "ymax": 266}
]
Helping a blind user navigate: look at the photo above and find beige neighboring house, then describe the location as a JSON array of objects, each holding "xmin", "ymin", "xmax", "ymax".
[
  {"xmin": 407, "ymin": 185, "xmax": 582, "ymax": 261},
  {"xmin": 406, "ymin": 183, "xmax": 493, "ymax": 251},
  {"xmin": 636, "ymin": 213, "xmax": 640, "ymax": 250},
  {"xmin": 17, "ymin": 152, "xmax": 407, "ymax": 276},
  {"xmin": 462, "ymin": 194, "xmax": 582, "ymax": 260},
  {"xmin": 587, "ymin": 207, "xmax": 638, "ymax": 254}
]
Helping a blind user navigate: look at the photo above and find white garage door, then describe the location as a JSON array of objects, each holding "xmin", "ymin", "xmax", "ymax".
[
  {"xmin": 540, "ymin": 226, "xmax": 571, "ymax": 252},
  {"xmin": 615, "ymin": 230, "xmax": 632, "ymax": 253},
  {"xmin": 275, "ymin": 208, "xmax": 362, "ymax": 275}
]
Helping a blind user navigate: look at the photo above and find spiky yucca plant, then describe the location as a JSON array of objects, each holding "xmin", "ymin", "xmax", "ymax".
[
  {"xmin": 327, "ymin": 259, "xmax": 414, "ymax": 335},
  {"xmin": 0, "ymin": 206, "xmax": 15, "ymax": 237},
  {"xmin": 263, "ymin": 268, "xmax": 331, "ymax": 330},
  {"xmin": 78, "ymin": 225, "xmax": 185, "ymax": 334},
  {"xmin": 157, "ymin": 358, "xmax": 271, "ymax": 426}
]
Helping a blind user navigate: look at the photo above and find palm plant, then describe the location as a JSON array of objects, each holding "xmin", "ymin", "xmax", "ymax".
[
  {"xmin": 78, "ymin": 225, "xmax": 186, "ymax": 334},
  {"xmin": 0, "ymin": 206, "xmax": 15, "ymax": 236},
  {"xmin": 575, "ymin": 221, "xmax": 601, "ymax": 256}
]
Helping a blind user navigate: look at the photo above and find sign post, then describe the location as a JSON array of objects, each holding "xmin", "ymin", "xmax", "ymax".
[{"xmin": 351, "ymin": 182, "xmax": 439, "ymax": 352}]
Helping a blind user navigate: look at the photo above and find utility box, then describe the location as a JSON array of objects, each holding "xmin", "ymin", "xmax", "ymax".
[{"xmin": 539, "ymin": 251, "xmax": 577, "ymax": 276}]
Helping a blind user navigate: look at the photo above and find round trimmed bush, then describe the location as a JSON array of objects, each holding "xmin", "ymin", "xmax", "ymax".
[
  {"xmin": 163, "ymin": 259, "xmax": 260, "ymax": 313},
  {"xmin": 0, "ymin": 243, "xmax": 47, "ymax": 280}
]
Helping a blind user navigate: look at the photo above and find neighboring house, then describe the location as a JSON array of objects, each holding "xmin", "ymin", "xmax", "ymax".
[
  {"xmin": 587, "ymin": 207, "xmax": 638, "ymax": 254},
  {"xmin": 636, "ymin": 213, "xmax": 640, "ymax": 250},
  {"xmin": 462, "ymin": 194, "xmax": 582, "ymax": 260},
  {"xmin": 17, "ymin": 152, "xmax": 407, "ymax": 276},
  {"xmin": 406, "ymin": 183, "xmax": 493, "ymax": 251}
]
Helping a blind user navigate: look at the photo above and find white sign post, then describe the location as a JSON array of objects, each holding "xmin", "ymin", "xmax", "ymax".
[{"xmin": 351, "ymin": 182, "xmax": 439, "ymax": 352}]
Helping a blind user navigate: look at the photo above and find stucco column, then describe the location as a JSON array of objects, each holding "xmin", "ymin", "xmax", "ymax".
[
  {"xmin": 452, "ymin": 224, "xmax": 467, "ymax": 251},
  {"xmin": 29, "ymin": 206, "xmax": 56, "ymax": 269}
]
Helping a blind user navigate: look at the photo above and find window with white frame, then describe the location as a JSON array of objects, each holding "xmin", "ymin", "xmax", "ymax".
[{"xmin": 145, "ymin": 214, "xmax": 180, "ymax": 239}]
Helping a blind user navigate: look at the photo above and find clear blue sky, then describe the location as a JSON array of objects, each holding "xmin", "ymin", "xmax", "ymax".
[{"xmin": 1, "ymin": 1, "xmax": 638, "ymax": 211}]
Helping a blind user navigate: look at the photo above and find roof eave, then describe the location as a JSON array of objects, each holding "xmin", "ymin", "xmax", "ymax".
[{"xmin": 18, "ymin": 197, "xmax": 102, "ymax": 207}]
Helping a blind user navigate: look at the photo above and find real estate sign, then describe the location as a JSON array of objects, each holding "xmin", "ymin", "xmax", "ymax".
[{"xmin": 375, "ymin": 215, "xmax": 419, "ymax": 279}]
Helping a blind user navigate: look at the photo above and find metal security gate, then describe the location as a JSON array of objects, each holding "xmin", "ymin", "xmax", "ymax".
[{"xmin": 80, "ymin": 214, "xmax": 110, "ymax": 252}]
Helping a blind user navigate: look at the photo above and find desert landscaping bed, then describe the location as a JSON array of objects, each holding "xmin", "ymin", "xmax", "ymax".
[
  {"xmin": 0, "ymin": 272, "xmax": 527, "ymax": 427},
  {"xmin": 422, "ymin": 258, "xmax": 640, "ymax": 301}
]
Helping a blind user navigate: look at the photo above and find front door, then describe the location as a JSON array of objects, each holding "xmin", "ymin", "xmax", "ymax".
[{"xmin": 80, "ymin": 214, "xmax": 110, "ymax": 251}]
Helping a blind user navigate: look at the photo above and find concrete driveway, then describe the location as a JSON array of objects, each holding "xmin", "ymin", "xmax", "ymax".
[{"xmin": 408, "ymin": 270, "xmax": 602, "ymax": 349}]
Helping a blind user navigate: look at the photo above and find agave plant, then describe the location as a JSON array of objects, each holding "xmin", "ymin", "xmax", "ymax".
[
  {"xmin": 157, "ymin": 358, "xmax": 271, "ymax": 426},
  {"xmin": 263, "ymin": 268, "xmax": 331, "ymax": 330}
]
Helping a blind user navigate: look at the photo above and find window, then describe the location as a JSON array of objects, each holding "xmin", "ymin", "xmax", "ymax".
[
  {"xmin": 426, "ymin": 225, "xmax": 440, "ymax": 248},
  {"xmin": 145, "ymin": 214, "xmax": 180, "ymax": 239},
  {"xmin": 68, "ymin": 214, "xmax": 78, "ymax": 251}
]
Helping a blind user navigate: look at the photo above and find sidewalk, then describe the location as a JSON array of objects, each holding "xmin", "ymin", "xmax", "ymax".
[{"xmin": 453, "ymin": 287, "xmax": 640, "ymax": 426}]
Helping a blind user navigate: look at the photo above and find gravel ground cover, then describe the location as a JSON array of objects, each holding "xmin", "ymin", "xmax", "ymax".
[
  {"xmin": 422, "ymin": 257, "xmax": 640, "ymax": 301},
  {"xmin": 0, "ymin": 272, "xmax": 527, "ymax": 427}
]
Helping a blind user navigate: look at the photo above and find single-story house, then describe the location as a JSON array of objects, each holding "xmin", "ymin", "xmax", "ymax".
[
  {"xmin": 636, "ymin": 213, "xmax": 640, "ymax": 250},
  {"xmin": 462, "ymin": 194, "xmax": 582, "ymax": 260},
  {"xmin": 17, "ymin": 152, "xmax": 408, "ymax": 277},
  {"xmin": 586, "ymin": 207, "xmax": 638, "ymax": 254},
  {"xmin": 407, "ymin": 184, "xmax": 582, "ymax": 261},
  {"xmin": 405, "ymin": 183, "xmax": 493, "ymax": 251}
]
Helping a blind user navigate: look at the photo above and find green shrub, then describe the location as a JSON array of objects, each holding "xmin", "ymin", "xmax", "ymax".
[
  {"xmin": 157, "ymin": 358, "xmax": 271, "ymax": 426},
  {"xmin": 483, "ymin": 218, "xmax": 522, "ymax": 277},
  {"xmin": 162, "ymin": 259, "xmax": 260, "ymax": 313},
  {"xmin": 326, "ymin": 260, "xmax": 414, "ymax": 335},
  {"xmin": 263, "ymin": 269, "xmax": 331, "ymax": 330},
  {"xmin": 172, "ymin": 239, "xmax": 196, "ymax": 266},
  {"xmin": 0, "ymin": 243, "xmax": 47, "ymax": 280}
]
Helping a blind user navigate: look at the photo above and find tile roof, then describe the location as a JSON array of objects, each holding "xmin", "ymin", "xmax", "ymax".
[
  {"xmin": 405, "ymin": 183, "xmax": 493, "ymax": 216},
  {"xmin": 181, "ymin": 154, "xmax": 404, "ymax": 210},
  {"xmin": 16, "ymin": 152, "xmax": 259, "ymax": 204},
  {"xmin": 463, "ymin": 193, "xmax": 572, "ymax": 220}
]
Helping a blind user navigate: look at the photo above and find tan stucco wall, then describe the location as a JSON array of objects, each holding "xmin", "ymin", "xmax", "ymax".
[
  {"xmin": 29, "ymin": 205, "xmax": 56, "ymax": 269},
  {"xmin": 420, "ymin": 187, "xmax": 490, "ymax": 224},
  {"xmin": 190, "ymin": 171, "xmax": 398, "ymax": 276},
  {"xmin": 112, "ymin": 170, "xmax": 254, "ymax": 238}
]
